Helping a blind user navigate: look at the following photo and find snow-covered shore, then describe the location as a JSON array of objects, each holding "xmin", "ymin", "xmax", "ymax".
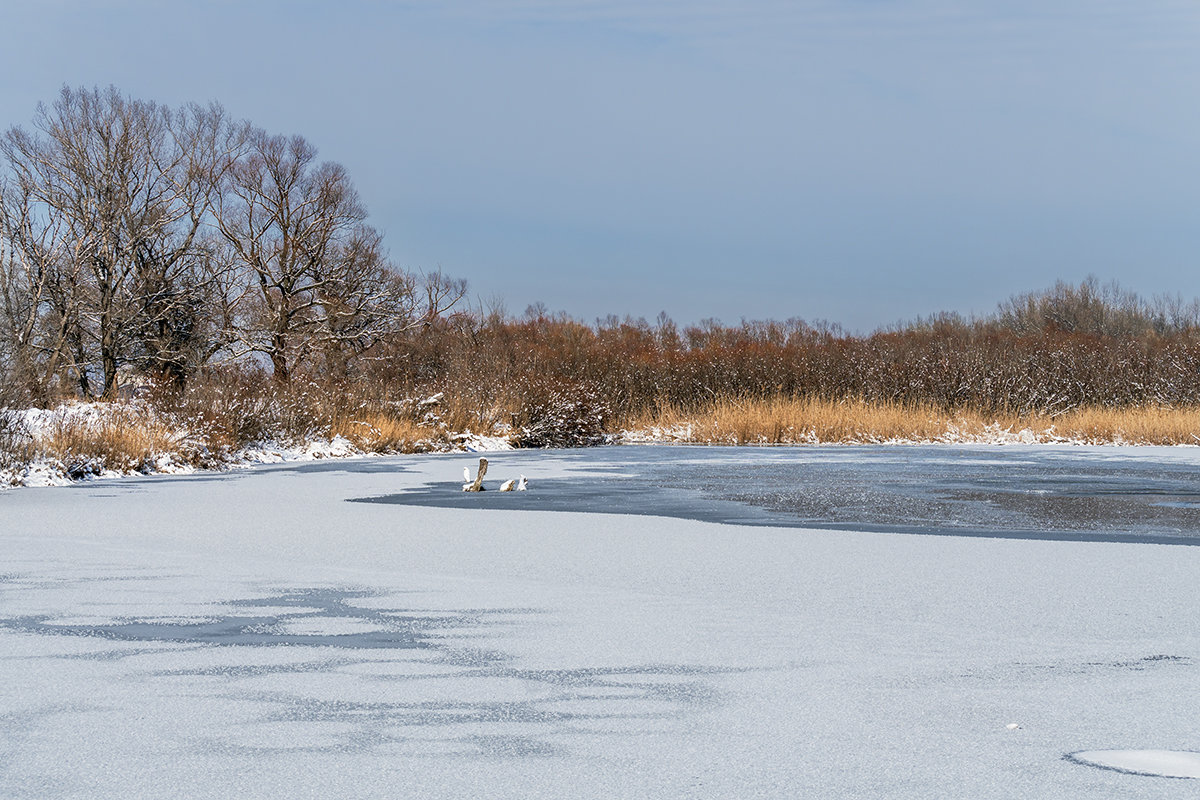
[
  {"xmin": 4, "ymin": 400, "xmax": 1199, "ymax": 492},
  {"xmin": 0, "ymin": 402, "xmax": 515, "ymax": 489}
]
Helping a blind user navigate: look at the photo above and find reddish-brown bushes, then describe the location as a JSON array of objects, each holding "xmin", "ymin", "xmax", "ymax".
[
  {"xmin": 8, "ymin": 279, "xmax": 1200, "ymax": 454},
  {"xmin": 374, "ymin": 302, "xmax": 1200, "ymax": 432}
]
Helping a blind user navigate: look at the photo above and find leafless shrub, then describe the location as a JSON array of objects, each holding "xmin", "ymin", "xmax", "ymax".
[
  {"xmin": 152, "ymin": 366, "xmax": 452, "ymax": 455},
  {"xmin": 0, "ymin": 412, "xmax": 30, "ymax": 472},
  {"xmin": 511, "ymin": 380, "xmax": 609, "ymax": 448}
]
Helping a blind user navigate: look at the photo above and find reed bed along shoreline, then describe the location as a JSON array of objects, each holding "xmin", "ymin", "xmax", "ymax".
[
  {"xmin": 7, "ymin": 395, "xmax": 1200, "ymax": 488},
  {"xmin": 0, "ymin": 399, "xmax": 453, "ymax": 487},
  {"xmin": 622, "ymin": 397, "xmax": 1200, "ymax": 446}
]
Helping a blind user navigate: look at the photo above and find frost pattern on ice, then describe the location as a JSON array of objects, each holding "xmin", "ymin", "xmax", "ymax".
[{"xmin": 0, "ymin": 578, "xmax": 734, "ymax": 759}]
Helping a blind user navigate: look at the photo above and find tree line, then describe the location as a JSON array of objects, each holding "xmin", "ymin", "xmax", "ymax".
[
  {"xmin": 4, "ymin": 88, "xmax": 1200, "ymax": 434},
  {"xmin": 381, "ymin": 277, "xmax": 1200, "ymax": 436},
  {"xmin": 0, "ymin": 86, "xmax": 463, "ymax": 402}
]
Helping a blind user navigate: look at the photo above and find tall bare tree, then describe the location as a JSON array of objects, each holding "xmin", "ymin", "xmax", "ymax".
[
  {"xmin": 213, "ymin": 131, "xmax": 424, "ymax": 382},
  {"xmin": 2, "ymin": 87, "xmax": 461, "ymax": 397},
  {"xmin": 0, "ymin": 171, "xmax": 93, "ymax": 399},
  {"xmin": 0, "ymin": 87, "xmax": 235, "ymax": 398}
]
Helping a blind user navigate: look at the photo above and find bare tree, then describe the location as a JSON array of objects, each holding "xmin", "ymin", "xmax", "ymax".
[
  {"xmin": 125, "ymin": 103, "xmax": 247, "ymax": 389},
  {"xmin": 2, "ymin": 86, "xmax": 462, "ymax": 397},
  {"xmin": 0, "ymin": 176, "xmax": 71, "ymax": 400},
  {"xmin": 311, "ymin": 225, "xmax": 412, "ymax": 377},
  {"xmin": 213, "ymin": 131, "xmax": 425, "ymax": 382},
  {"xmin": 0, "ymin": 87, "xmax": 235, "ymax": 398},
  {"xmin": 421, "ymin": 269, "xmax": 468, "ymax": 325}
]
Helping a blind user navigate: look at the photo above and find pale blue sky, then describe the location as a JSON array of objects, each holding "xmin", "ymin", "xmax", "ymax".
[{"xmin": 3, "ymin": 1, "xmax": 1199, "ymax": 331}]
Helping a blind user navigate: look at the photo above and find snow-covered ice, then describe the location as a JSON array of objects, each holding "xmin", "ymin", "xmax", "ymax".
[{"xmin": 2, "ymin": 446, "xmax": 1200, "ymax": 798}]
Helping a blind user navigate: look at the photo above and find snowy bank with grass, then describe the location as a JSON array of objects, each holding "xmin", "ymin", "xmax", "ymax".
[
  {"xmin": 6, "ymin": 394, "xmax": 1200, "ymax": 492},
  {"xmin": 0, "ymin": 400, "xmax": 520, "ymax": 489}
]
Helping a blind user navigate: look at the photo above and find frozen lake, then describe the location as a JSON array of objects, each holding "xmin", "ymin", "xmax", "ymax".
[
  {"xmin": 363, "ymin": 444, "xmax": 1200, "ymax": 544},
  {"xmin": 2, "ymin": 444, "xmax": 1200, "ymax": 798}
]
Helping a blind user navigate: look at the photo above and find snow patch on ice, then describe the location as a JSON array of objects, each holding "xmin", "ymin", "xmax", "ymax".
[
  {"xmin": 276, "ymin": 616, "xmax": 391, "ymax": 636},
  {"xmin": 237, "ymin": 435, "xmax": 362, "ymax": 465},
  {"xmin": 455, "ymin": 431, "xmax": 516, "ymax": 452},
  {"xmin": 1067, "ymin": 749, "xmax": 1200, "ymax": 779}
]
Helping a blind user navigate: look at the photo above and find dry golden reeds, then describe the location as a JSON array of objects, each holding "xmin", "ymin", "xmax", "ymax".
[
  {"xmin": 1047, "ymin": 405, "xmax": 1200, "ymax": 445},
  {"xmin": 35, "ymin": 405, "xmax": 191, "ymax": 472},
  {"xmin": 625, "ymin": 396, "xmax": 1200, "ymax": 446},
  {"xmin": 329, "ymin": 412, "xmax": 433, "ymax": 453}
]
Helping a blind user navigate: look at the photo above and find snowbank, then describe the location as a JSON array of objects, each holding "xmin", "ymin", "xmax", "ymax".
[{"xmin": 0, "ymin": 401, "xmax": 520, "ymax": 490}]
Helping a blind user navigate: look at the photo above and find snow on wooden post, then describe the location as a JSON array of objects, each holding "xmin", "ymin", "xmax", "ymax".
[{"xmin": 465, "ymin": 457, "xmax": 488, "ymax": 492}]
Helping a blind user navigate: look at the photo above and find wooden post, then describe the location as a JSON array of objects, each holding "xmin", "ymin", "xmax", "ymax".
[{"xmin": 465, "ymin": 457, "xmax": 488, "ymax": 492}]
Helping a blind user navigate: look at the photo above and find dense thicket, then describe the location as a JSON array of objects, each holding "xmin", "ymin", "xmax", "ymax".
[
  {"xmin": 4, "ymin": 89, "xmax": 1200, "ymax": 444},
  {"xmin": 385, "ymin": 277, "xmax": 1200, "ymax": 437}
]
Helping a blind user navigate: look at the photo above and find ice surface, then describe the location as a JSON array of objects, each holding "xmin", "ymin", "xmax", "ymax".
[
  {"xmin": 365, "ymin": 444, "xmax": 1200, "ymax": 544},
  {"xmin": 2, "ymin": 446, "xmax": 1200, "ymax": 798}
]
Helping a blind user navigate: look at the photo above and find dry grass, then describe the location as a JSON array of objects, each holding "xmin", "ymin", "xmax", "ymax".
[
  {"xmin": 625, "ymin": 396, "xmax": 1200, "ymax": 445},
  {"xmin": 4, "ymin": 394, "xmax": 446, "ymax": 485},
  {"xmin": 11, "ymin": 390, "xmax": 1200, "ymax": 488},
  {"xmin": 1048, "ymin": 405, "xmax": 1200, "ymax": 445},
  {"xmin": 329, "ymin": 412, "xmax": 436, "ymax": 453},
  {"xmin": 36, "ymin": 405, "xmax": 192, "ymax": 474},
  {"xmin": 158, "ymin": 372, "xmax": 455, "ymax": 455}
]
